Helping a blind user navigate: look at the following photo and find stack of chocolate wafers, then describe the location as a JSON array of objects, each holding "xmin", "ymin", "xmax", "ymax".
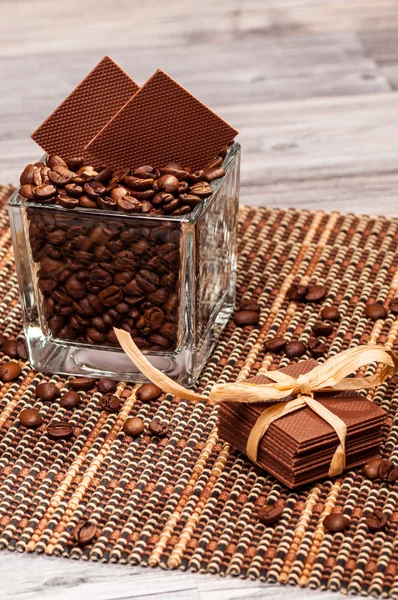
[{"xmin": 218, "ymin": 360, "xmax": 386, "ymax": 488}]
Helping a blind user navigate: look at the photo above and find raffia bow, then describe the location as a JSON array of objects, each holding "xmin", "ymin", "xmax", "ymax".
[{"xmin": 114, "ymin": 328, "xmax": 398, "ymax": 477}]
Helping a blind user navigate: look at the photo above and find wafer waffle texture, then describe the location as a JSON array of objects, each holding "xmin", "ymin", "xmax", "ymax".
[
  {"xmin": 2, "ymin": 184, "xmax": 398, "ymax": 597},
  {"xmin": 30, "ymin": 59, "xmax": 238, "ymax": 170},
  {"xmin": 31, "ymin": 56, "xmax": 140, "ymax": 159}
]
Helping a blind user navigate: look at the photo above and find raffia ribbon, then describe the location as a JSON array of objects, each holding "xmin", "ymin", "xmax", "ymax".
[{"xmin": 114, "ymin": 328, "xmax": 398, "ymax": 476}]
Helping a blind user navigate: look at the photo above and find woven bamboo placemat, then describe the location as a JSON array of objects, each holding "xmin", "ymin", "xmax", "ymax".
[{"xmin": 1, "ymin": 183, "xmax": 398, "ymax": 598}]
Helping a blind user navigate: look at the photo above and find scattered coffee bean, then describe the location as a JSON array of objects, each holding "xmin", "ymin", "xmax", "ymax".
[
  {"xmin": 16, "ymin": 339, "xmax": 28, "ymax": 360},
  {"xmin": 19, "ymin": 408, "xmax": 42, "ymax": 429},
  {"xmin": 323, "ymin": 512, "xmax": 349, "ymax": 533},
  {"xmin": 366, "ymin": 510, "xmax": 388, "ymax": 532},
  {"xmin": 363, "ymin": 458, "xmax": 383, "ymax": 480},
  {"xmin": 378, "ymin": 458, "xmax": 394, "ymax": 480},
  {"xmin": 2, "ymin": 338, "xmax": 18, "ymax": 359},
  {"xmin": 47, "ymin": 420, "xmax": 74, "ymax": 440},
  {"xmin": 0, "ymin": 361, "xmax": 22, "ymax": 382},
  {"xmin": 305, "ymin": 285, "xmax": 327, "ymax": 303},
  {"xmin": 387, "ymin": 467, "xmax": 398, "ymax": 483},
  {"xmin": 287, "ymin": 284, "xmax": 308, "ymax": 301},
  {"xmin": 97, "ymin": 377, "xmax": 117, "ymax": 394},
  {"xmin": 312, "ymin": 322, "xmax": 334, "ymax": 337},
  {"xmin": 258, "ymin": 504, "xmax": 284, "ymax": 525},
  {"xmin": 148, "ymin": 419, "xmax": 169, "ymax": 437},
  {"xmin": 264, "ymin": 337, "xmax": 288, "ymax": 354},
  {"xmin": 123, "ymin": 417, "xmax": 145, "ymax": 437},
  {"xmin": 285, "ymin": 340, "xmax": 307, "ymax": 359},
  {"xmin": 35, "ymin": 382, "xmax": 60, "ymax": 402},
  {"xmin": 234, "ymin": 310, "xmax": 260, "ymax": 326},
  {"xmin": 240, "ymin": 299, "xmax": 261, "ymax": 312},
  {"xmin": 60, "ymin": 391, "xmax": 81, "ymax": 409},
  {"xmin": 389, "ymin": 297, "xmax": 398, "ymax": 315},
  {"xmin": 72, "ymin": 520, "xmax": 98, "ymax": 546},
  {"xmin": 365, "ymin": 303, "xmax": 388, "ymax": 321},
  {"xmin": 69, "ymin": 377, "xmax": 95, "ymax": 392},
  {"xmin": 321, "ymin": 306, "xmax": 340, "ymax": 322},
  {"xmin": 136, "ymin": 383, "xmax": 163, "ymax": 402},
  {"xmin": 99, "ymin": 394, "xmax": 121, "ymax": 413},
  {"xmin": 308, "ymin": 338, "xmax": 327, "ymax": 358}
]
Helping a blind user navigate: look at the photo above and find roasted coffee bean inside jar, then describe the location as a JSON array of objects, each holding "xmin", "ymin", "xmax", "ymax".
[{"xmin": 23, "ymin": 152, "xmax": 228, "ymax": 353}]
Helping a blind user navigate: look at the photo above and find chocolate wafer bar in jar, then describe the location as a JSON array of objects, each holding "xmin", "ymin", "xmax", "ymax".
[{"xmin": 8, "ymin": 58, "xmax": 240, "ymax": 384}]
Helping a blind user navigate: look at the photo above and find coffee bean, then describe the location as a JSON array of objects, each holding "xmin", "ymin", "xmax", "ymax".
[
  {"xmin": 321, "ymin": 306, "xmax": 340, "ymax": 321},
  {"xmin": 35, "ymin": 382, "xmax": 60, "ymax": 402},
  {"xmin": 0, "ymin": 361, "xmax": 22, "ymax": 382},
  {"xmin": 389, "ymin": 297, "xmax": 398, "ymax": 314},
  {"xmin": 47, "ymin": 420, "xmax": 74, "ymax": 440},
  {"xmin": 363, "ymin": 458, "xmax": 383, "ymax": 480},
  {"xmin": 60, "ymin": 391, "xmax": 81, "ymax": 409},
  {"xmin": 285, "ymin": 340, "xmax": 307, "ymax": 358},
  {"xmin": 136, "ymin": 383, "xmax": 162, "ymax": 402},
  {"xmin": 97, "ymin": 377, "xmax": 117, "ymax": 394},
  {"xmin": 57, "ymin": 193, "xmax": 79, "ymax": 209},
  {"xmin": 98, "ymin": 286, "xmax": 124, "ymax": 307},
  {"xmin": 305, "ymin": 285, "xmax": 327, "ymax": 302},
  {"xmin": 19, "ymin": 184, "xmax": 36, "ymax": 199},
  {"xmin": 156, "ymin": 174, "xmax": 179, "ymax": 194},
  {"xmin": 189, "ymin": 181, "xmax": 213, "ymax": 198},
  {"xmin": 20, "ymin": 164, "xmax": 39, "ymax": 185},
  {"xmin": 46, "ymin": 155, "xmax": 67, "ymax": 170},
  {"xmin": 69, "ymin": 378, "xmax": 95, "ymax": 392},
  {"xmin": 365, "ymin": 303, "xmax": 388, "ymax": 320},
  {"xmin": 323, "ymin": 512, "xmax": 349, "ymax": 533},
  {"xmin": 33, "ymin": 184, "xmax": 57, "ymax": 201},
  {"xmin": 240, "ymin": 300, "xmax": 261, "ymax": 312},
  {"xmin": 264, "ymin": 337, "xmax": 288, "ymax": 354},
  {"xmin": 312, "ymin": 322, "xmax": 334, "ymax": 337},
  {"xmin": 148, "ymin": 419, "xmax": 169, "ymax": 437},
  {"xmin": 387, "ymin": 467, "xmax": 398, "ymax": 483},
  {"xmin": 99, "ymin": 394, "xmax": 121, "ymax": 413},
  {"xmin": 203, "ymin": 167, "xmax": 226, "ymax": 182},
  {"xmin": 366, "ymin": 510, "xmax": 388, "ymax": 532},
  {"xmin": 234, "ymin": 311, "xmax": 260, "ymax": 326},
  {"xmin": 287, "ymin": 283, "xmax": 308, "ymax": 301},
  {"xmin": 3, "ymin": 339, "xmax": 18, "ymax": 358},
  {"xmin": 308, "ymin": 338, "xmax": 327, "ymax": 358},
  {"xmin": 17, "ymin": 339, "xmax": 28, "ymax": 361},
  {"xmin": 84, "ymin": 181, "xmax": 106, "ymax": 199},
  {"xmin": 123, "ymin": 417, "xmax": 145, "ymax": 436},
  {"xmin": 65, "ymin": 157, "xmax": 84, "ymax": 171},
  {"xmin": 19, "ymin": 408, "xmax": 42, "ymax": 428},
  {"xmin": 136, "ymin": 270, "xmax": 159, "ymax": 293},
  {"xmin": 72, "ymin": 520, "xmax": 98, "ymax": 546},
  {"xmin": 378, "ymin": 458, "xmax": 394, "ymax": 480},
  {"xmin": 133, "ymin": 165, "xmax": 156, "ymax": 179},
  {"xmin": 258, "ymin": 504, "xmax": 284, "ymax": 525}
]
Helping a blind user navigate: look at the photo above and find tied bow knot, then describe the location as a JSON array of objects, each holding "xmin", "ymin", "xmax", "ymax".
[
  {"xmin": 113, "ymin": 329, "xmax": 398, "ymax": 478},
  {"xmin": 297, "ymin": 374, "xmax": 313, "ymax": 398}
]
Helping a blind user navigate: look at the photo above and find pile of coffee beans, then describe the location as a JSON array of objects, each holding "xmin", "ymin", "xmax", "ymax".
[
  {"xmin": 264, "ymin": 298, "xmax": 340, "ymax": 360},
  {"xmin": 363, "ymin": 457, "xmax": 398, "ymax": 482},
  {"xmin": 234, "ymin": 299, "xmax": 261, "ymax": 327},
  {"xmin": 18, "ymin": 378, "xmax": 169, "ymax": 445},
  {"xmin": 28, "ymin": 207, "xmax": 180, "ymax": 349},
  {"xmin": 19, "ymin": 150, "xmax": 226, "ymax": 217},
  {"xmin": 287, "ymin": 283, "xmax": 327, "ymax": 303}
]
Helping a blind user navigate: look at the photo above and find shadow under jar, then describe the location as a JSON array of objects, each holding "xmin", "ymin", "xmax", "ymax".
[{"xmin": 8, "ymin": 143, "xmax": 240, "ymax": 384}]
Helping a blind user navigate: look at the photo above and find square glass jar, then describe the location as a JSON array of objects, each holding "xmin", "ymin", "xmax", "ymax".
[{"xmin": 8, "ymin": 143, "xmax": 240, "ymax": 384}]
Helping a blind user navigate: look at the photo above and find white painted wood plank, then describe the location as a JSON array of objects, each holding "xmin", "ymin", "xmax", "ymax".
[{"xmin": 0, "ymin": 551, "xmax": 346, "ymax": 600}]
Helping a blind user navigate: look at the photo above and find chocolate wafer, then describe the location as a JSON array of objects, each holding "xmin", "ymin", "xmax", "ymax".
[
  {"xmin": 85, "ymin": 69, "xmax": 238, "ymax": 170},
  {"xmin": 31, "ymin": 56, "xmax": 139, "ymax": 158}
]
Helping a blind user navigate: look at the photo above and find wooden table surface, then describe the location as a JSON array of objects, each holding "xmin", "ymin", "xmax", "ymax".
[{"xmin": 2, "ymin": 1, "xmax": 398, "ymax": 598}]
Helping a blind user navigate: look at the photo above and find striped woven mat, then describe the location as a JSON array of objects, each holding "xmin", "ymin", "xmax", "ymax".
[{"xmin": 2, "ymin": 183, "xmax": 398, "ymax": 598}]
